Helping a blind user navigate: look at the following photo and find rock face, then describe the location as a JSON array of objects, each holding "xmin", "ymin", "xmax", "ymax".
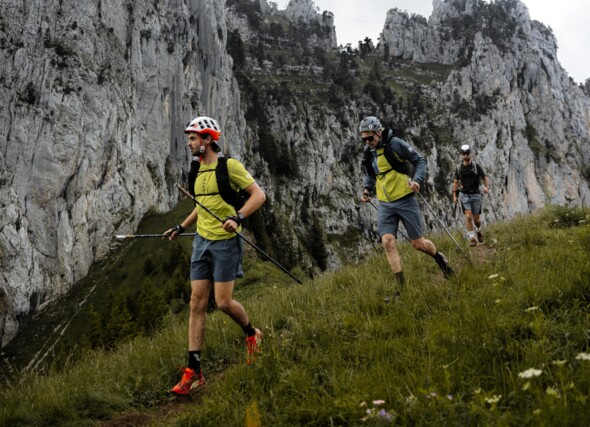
[
  {"xmin": 0, "ymin": 0, "xmax": 246, "ymax": 346},
  {"xmin": 1, "ymin": 0, "xmax": 589, "ymax": 346},
  {"xmin": 378, "ymin": 0, "xmax": 590, "ymax": 218}
]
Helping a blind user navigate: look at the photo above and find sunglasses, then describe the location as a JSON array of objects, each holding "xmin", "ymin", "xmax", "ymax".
[
  {"xmin": 461, "ymin": 152, "xmax": 471, "ymax": 156},
  {"xmin": 361, "ymin": 135, "xmax": 374, "ymax": 143}
]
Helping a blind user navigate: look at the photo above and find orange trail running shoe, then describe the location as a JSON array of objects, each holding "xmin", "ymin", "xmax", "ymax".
[
  {"xmin": 171, "ymin": 368, "xmax": 205, "ymax": 395},
  {"xmin": 246, "ymin": 328, "xmax": 263, "ymax": 365}
]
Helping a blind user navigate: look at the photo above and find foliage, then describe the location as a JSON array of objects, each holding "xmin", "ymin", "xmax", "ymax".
[
  {"xmin": 227, "ymin": 29, "xmax": 246, "ymax": 69},
  {"xmin": 439, "ymin": 0, "xmax": 521, "ymax": 54},
  {"xmin": 305, "ymin": 217, "xmax": 329, "ymax": 271},
  {"xmin": 2, "ymin": 206, "xmax": 590, "ymax": 426},
  {"xmin": 1, "ymin": 201, "xmax": 194, "ymax": 373},
  {"xmin": 226, "ymin": 0, "xmax": 262, "ymax": 29}
]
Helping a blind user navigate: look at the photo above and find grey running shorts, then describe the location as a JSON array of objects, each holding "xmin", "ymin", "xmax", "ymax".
[
  {"xmin": 378, "ymin": 195, "xmax": 423, "ymax": 240},
  {"xmin": 460, "ymin": 193, "xmax": 482, "ymax": 215},
  {"xmin": 190, "ymin": 234, "xmax": 244, "ymax": 282}
]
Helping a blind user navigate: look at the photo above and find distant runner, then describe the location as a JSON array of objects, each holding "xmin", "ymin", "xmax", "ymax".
[{"xmin": 452, "ymin": 144, "xmax": 490, "ymax": 246}]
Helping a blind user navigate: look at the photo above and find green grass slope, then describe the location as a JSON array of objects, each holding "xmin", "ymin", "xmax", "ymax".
[{"xmin": 1, "ymin": 206, "xmax": 590, "ymax": 426}]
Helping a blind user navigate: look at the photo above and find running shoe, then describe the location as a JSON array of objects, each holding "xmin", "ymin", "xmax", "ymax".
[
  {"xmin": 246, "ymin": 328, "xmax": 263, "ymax": 365},
  {"xmin": 384, "ymin": 291, "xmax": 401, "ymax": 303},
  {"xmin": 437, "ymin": 252, "xmax": 455, "ymax": 278},
  {"xmin": 171, "ymin": 368, "xmax": 205, "ymax": 395}
]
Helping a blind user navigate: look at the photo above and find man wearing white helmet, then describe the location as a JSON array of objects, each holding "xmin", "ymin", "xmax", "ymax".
[
  {"xmin": 359, "ymin": 116, "xmax": 454, "ymax": 297},
  {"xmin": 452, "ymin": 144, "xmax": 490, "ymax": 246},
  {"xmin": 164, "ymin": 116, "xmax": 266, "ymax": 395}
]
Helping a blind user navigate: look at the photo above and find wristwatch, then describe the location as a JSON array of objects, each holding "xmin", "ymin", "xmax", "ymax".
[{"xmin": 237, "ymin": 212, "xmax": 245, "ymax": 221}]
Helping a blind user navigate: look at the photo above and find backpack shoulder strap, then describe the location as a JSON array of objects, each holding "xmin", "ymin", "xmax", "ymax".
[
  {"xmin": 362, "ymin": 146, "xmax": 376, "ymax": 178},
  {"xmin": 382, "ymin": 132, "xmax": 410, "ymax": 175},
  {"xmin": 215, "ymin": 157, "xmax": 246, "ymax": 211},
  {"xmin": 188, "ymin": 159, "xmax": 200, "ymax": 197}
]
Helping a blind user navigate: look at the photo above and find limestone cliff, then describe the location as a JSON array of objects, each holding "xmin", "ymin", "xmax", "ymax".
[
  {"xmin": 0, "ymin": 0, "xmax": 245, "ymax": 346},
  {"xmin": 1, "ymin": 0, "xmax": 589, "ymax": 347},
  {"xmin": 378, "ymin": 0, "xmax": 590, "ymax": 217}
]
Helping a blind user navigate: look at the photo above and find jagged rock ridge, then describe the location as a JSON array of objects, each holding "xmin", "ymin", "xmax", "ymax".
[{"xmin": 1, "ymin": 0, "xmax": 589, "ymax": 347}]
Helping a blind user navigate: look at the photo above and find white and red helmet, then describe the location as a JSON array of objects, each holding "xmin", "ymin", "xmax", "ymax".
[{"xmin": 184, "ymin": 116, "xmax": 222, "ymax": 140}]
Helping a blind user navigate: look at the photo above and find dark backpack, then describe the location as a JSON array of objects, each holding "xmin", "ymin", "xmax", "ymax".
[
  {"xmin": 187, "ymin": 156, "xmax": 246, "ymax": 210},
  {"xmin": 362, "ymin": 130, "xmax": 411, "ymax": 178}
]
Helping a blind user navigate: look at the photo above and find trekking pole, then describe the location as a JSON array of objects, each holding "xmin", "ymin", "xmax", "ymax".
[
  {"xmin": 416, "ymin": 191, "xmax": 473, "ymax": 266},
  {"xmin": 177, "ymin": 184, "xmax": 302, "ymax": 285},
  {"xmin": 453, "ymin": 200, "xmax": 460, "ymax": 226},
  {"xmin": 367, "ymin": 200, "xmax": 411, "ymax": 243},
  {"xmin": 114, "ymin": 233, "xmax": 197, "ymax": 240}
]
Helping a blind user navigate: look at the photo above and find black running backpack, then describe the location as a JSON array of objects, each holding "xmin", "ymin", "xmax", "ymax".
[{"xmin": 187, "ymin": 157, "xmax": 246, "ymax": 210}]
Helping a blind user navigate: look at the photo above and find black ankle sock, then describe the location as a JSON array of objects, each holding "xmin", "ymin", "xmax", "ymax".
[
  {"xmin": 394, "ymin": 271, "xmax": 405, "ymax": 288},
  {"xmin": 188, "ymin": 350, "xmax": 201, "ymax": 372},
  {"xmin": 242, "ymin": 322, "xmax": 256, "ymax": 337},
  {"xmin": 433, "ymin": 252, "xmax": 443, "ymax": 262}
]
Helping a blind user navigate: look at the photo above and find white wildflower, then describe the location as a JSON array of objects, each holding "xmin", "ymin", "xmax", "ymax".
[
  {"xmin": 546, "ymin": 387, "xmax": 560, "ymax": 398},
  {"xmin": 575, "ymin": 352, "xmax": 590, "ymax": 361},
  {"xmin": 518, "ymin": 368, "xmax": 543, "ymax": 379},
  {"xmin": 488, "ymin": 274, "xmax": 499, "ymax": 279},
  {"xmin": 552, "ymin": 360, "xmax": 567, "ymax": 366},
  {"xmin": 525, "ymin": 306, "xmax": 539, "ymax": 312},
  {"xmin": 485, "ymin": 395, "xmax": 502, "ymax": 405}
]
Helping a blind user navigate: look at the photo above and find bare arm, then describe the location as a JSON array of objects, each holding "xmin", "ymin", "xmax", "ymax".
[
  {"xmin": 222, "ymin": 182, "xmax": 266, "ymax": 232},
  {"xmin": 452, "ymin": 179, "xmax": 460, "ymax": 203},
  {"xmin": 238, "ymin": 182, "xmax": 266, "ymax": 218}
]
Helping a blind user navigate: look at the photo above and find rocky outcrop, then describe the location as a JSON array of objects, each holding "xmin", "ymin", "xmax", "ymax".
[
  {"xmin": 227, "ymin": 0, "xmax": 336, "ymax": 49},
  {"xmin": 378, "ymin": 0, "xmax": 590, "ymax": 219},
  {"xmin": 1, "ymin": 0, "xmax": 589, "ymax": 347},
  {"xmin": 0, "ymin": 0, "xmax": 246, "ymax": 346}
]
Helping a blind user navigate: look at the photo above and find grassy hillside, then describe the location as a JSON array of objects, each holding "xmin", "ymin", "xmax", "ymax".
[{"xmin": 1, "ymin": 206, "xmax": 590, "ymax": 426}]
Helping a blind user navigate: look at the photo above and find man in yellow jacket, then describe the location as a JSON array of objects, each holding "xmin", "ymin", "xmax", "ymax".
[{"xmin": 359, "ymin": 116, "xmax": 454, "ymax": 297}]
